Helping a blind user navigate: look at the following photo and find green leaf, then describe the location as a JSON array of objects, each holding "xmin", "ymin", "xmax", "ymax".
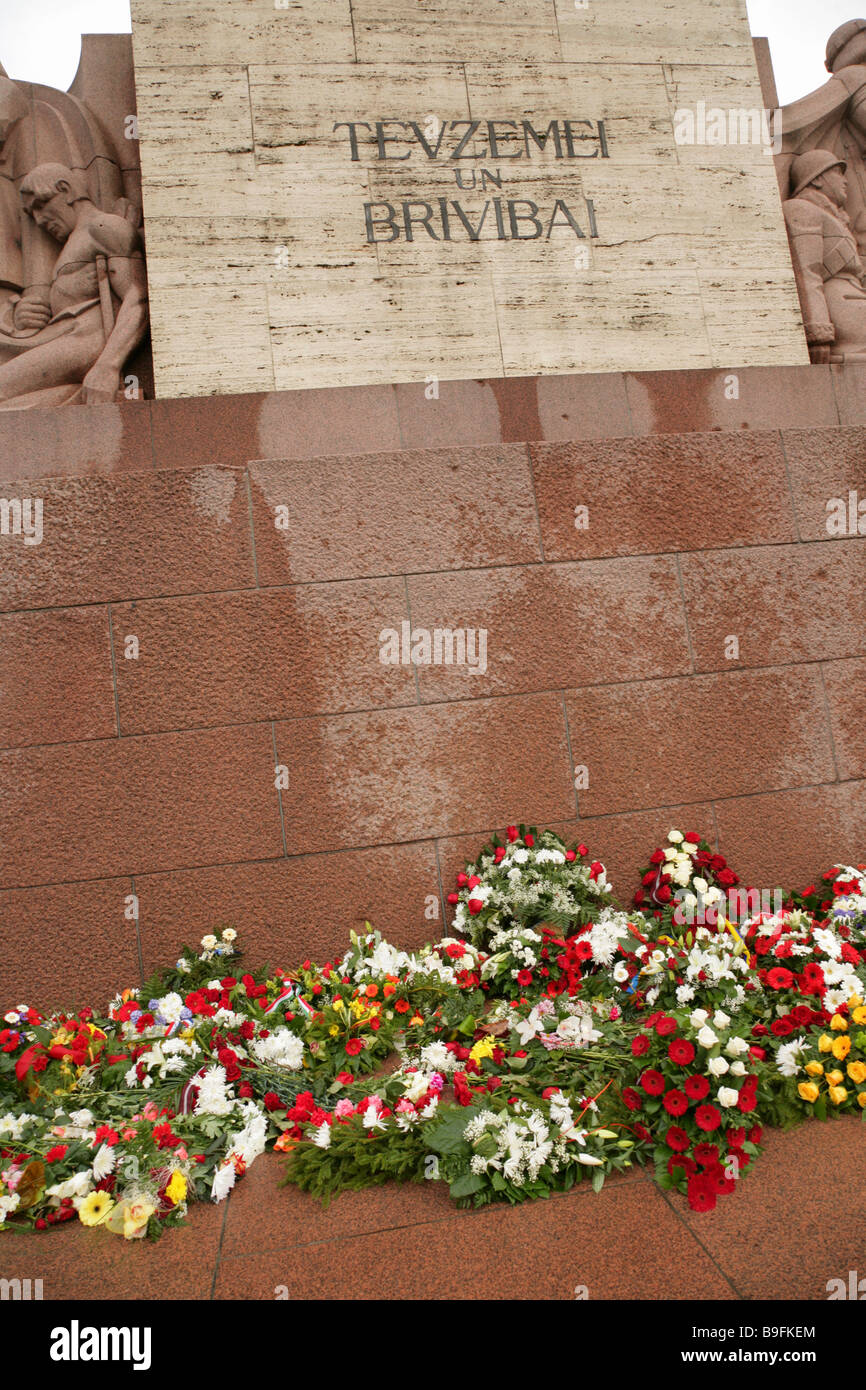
[
  {"xmin": 449, "ymin": 1171, "xmax": 485, "ymax": 1199},
  {"xmin": 591, "ymin": 1168, "xmax": 605, "ymax": 1193}
]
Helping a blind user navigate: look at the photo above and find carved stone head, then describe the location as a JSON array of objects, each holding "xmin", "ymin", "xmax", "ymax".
[{"xmin": 20, "ymin": 163, "xmax": 90, "ymax": 241}]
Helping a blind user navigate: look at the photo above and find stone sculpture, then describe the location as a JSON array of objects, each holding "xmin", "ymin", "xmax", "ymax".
[
  {"xmin": 0, "ymin": 164, "xmax": 148, "ymax": 406},
  {"xmin": 0, "ymin": 60, "xmax": 146, "ymax": 407},
  {"xmin": 776, "ymin": 20, "xmax": 866, "ymax": 361}
]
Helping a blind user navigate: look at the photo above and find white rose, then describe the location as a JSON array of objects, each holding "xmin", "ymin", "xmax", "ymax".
[
  {"xmin": 697, "ymin": 1026, "xmax": 718, "ymax": 1048},
  {"xmin": 729, "ymin": 1061, "xmax": 747, "ymax": 1076},
  {"xmin": 690, "ymin": 1009, "xmax": 709, "ymax": 1027},
  {"xmin": 668, "ymin": 831, "xmax": 684, "ymax": 844},
  {"xmin": 717, "ymin": 1087, "xmax": 740, "ymax": 1108},
  {"xmin": 707, "ymin": 1056, "xmax": 729, "ymax": 1077},
  {"xmin": 693, "ymin": 877, "xmax": 708, "ymax": 895},
  {"xmin": 713, "ymin": 1010, "xmax": 731, "ymax": 1029},
  {"xmin": 726, "ymin": 1036, "xmax": 749, "ymax": 1057}
]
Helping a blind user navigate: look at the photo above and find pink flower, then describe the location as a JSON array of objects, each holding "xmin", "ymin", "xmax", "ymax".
[
  {"xmin": 333, "ymin": 1098, "xmax": 355, "ymax": 1118},
  {"xmin": 395, "ymin": 1099, "xmax": 415, "ymax": 1114},
  {"xmin": 428, "ymin": 1072, "xmax": 445, "ymax": 1092},
  {"xmin": 142, "ymin": 1101, "xmax": 159, "ymax": 1120}
]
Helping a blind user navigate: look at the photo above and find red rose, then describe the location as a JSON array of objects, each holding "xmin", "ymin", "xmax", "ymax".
[
  {"xmin": 631, "ymin": 1034, "xmax": 651, "ymax": 1057},
  {"xmin": 665, "ymin": 1125, "xmax": 690, "ymax": 1152},
  {"xmin": 684, "ymin": 1074, "xmax": 710, "ymax": 1101},
  {"xmin": 577, "ymin": 844, "xmax": 588, "ymax": 856},
  {"xmin": 467, "ymin": 875, "xmax": 481, "ymax": 889},
  {"xmin": 565, "ymin": 850, "xmax": 576, "ymax": 862},
  {"xmin": 695, "ymin": 1104, "xmax": 722, "ymax": 1132},
  {"xmin": 771, "ymin": 1017, "xmax": 794, "ymax": 1037},
  {"xmin": 525, "ymin": 834, "xmax": 535, "ymax": 847},
  {"xmin": 650, "ymin": 849, "xmax": 666, "ymax": 865},
  {"xmin": 468, "ymin": 898, "xmax": 484, "ymax": 915},
  {"xmin": 447, "ymin": 893, "xmax": 459, "ymax": 905},
  {"xmin": 656, "ymin": 885, "xmax": 672, "ymax": 904},
  {"xmin": 640, "ymin": 1069, "xmax": 665, "ymax": 1096},
  {"xmin": 684, "ymin": 831, "xmax": 702, "ymax": 844},
  {"xmin": 662, "ymin": 1089, "xmax": 689, "ymax": 1117},
  {"xmin": 506, "ymin": 826, "xmax": 519, "ymax": 842},
  {"xmin": 456, "ymin": 872, "xmax": 468, "ymax": 886},
  {"xmin": 494, "ymin": 847, "xmax": 505, "ymax": 863},
  {"xmin": 669, "ymin": 1038, "xmax": 696, "ymax": 1067}
]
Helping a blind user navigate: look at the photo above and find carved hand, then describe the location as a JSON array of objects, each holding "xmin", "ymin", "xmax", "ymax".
[
  {"xmin": 13, "ymin": 300, "xmax": 51, "ymax": 332},
  {"xmin": 81, "ymin": 360, "xmax": 121, "ymax": 403}
]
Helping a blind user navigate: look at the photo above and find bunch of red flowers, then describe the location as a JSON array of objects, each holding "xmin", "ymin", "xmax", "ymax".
[{"xmin": 620, "ymin": 1011, "xmax": 762, "ymax": 1213}]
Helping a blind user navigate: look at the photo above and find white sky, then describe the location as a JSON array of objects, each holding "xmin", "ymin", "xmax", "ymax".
[{"xmin": 0, "ymin": 0, "xmax": 862, "ymax": 105}]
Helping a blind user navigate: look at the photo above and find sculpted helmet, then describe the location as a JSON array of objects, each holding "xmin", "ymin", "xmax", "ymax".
[
  {"xmin": 789, "ymin": 149, "xmax": 847, "ymax": 197},
  {"xmin": 826, "ymin": 19, "xmax": 866, "ymax": 72}
]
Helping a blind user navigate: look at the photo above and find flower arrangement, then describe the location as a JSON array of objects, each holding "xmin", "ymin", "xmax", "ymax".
[{"xmin": 1, "ymin": 833, "xmax": 865, "ymax": 1240}]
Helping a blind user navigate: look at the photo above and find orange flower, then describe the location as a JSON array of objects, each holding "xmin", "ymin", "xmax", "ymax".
[
  {"xmin": 383, "ymin": 984, "xmax": 396, "ymax": 998},
  {"xmin": 394, "ymin": 999, "xmax": 410, "ymax": 1014},
  {"xmin": 365, "ymin": 984, "xmax": 378, "ymax": 999},
  {"xmin": 274, "ymin": 1132, "xmax": 298, "ymax": 1153}
]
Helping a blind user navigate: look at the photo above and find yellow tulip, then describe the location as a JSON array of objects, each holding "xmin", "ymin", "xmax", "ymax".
[
  {"xmin": 830, "ymin": 1014, "xmax": 849, "ymax": 1032},
  {"xmin": 858, "ymin": 1092, "xmax": 866, "ymax": 1109},
  {"xmin": 828, "ymin": 1086, "xmax": 848, "ymax": 1106},
  {"xmin": 826, "ymin": 1069, "xmax": 845, "ymax": 1087},
  {"xmin": 797, "ymin": 1082, "xmax": 820, "ymax": 1103},
  {"xmin": 804, "ymin": 1061, "xmax": 825, "ymax": 1077},
  {"xmin": 818, "ymin": 1034, "xmax": 833, "ymax": 1053},
  {"xmin": 847, "ymin": 1062, "xmax": 866, "ymax": 1084}
]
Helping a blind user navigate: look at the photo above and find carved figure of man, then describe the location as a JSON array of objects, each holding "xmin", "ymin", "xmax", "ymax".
[
  {"xmin": 0, "ymin": 163, "xmax": 148, "ymax": 405},
  {"xmin": 777, "ymin": 20, "xmax": 866, "ymax": 256},
  {"xmin": 783, "ymin": 150, "xmax": 866, "ymax": 362}
]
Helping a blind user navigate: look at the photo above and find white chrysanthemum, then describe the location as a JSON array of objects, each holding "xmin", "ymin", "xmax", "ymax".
[
  {"xmin": 91, "ymin": 1143, "xmax": 117, "ymax": 1182},
  {"xmin": 776, "ymin": 1036, "xmax": 809, "ymax": 1077},
  {"xmin": 311, "ymin": 1122, "xmax": 331, "ymax": 1149},
  {"xmin": 194, "ymin": 1065, "xmax": 234, "ymax": 1116},
  {"xmin": 211, "ymin": 1162, "xmax": 236, "ymax": 1203},
  {"xmin": 251, "ymin": 1027, "xmax": 304, "ymax": 1071}
]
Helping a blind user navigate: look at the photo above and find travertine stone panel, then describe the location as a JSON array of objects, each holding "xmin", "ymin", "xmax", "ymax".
[
  {"xmin": 555, "ymin": 0, "xmax": 753, "ymax": 66},
  {"xmin": 131, "ymin": 0, "xmax": 809, "ymax": 396},
  {"xmin": 352, "ymin": 0, "xmax": 562, "ymax": 63},
  {"xmin": 129, "ymin": 0, "xmax": 355, "ymax": 66}
]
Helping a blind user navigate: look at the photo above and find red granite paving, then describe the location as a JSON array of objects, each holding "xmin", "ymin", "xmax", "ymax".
[{"xmin": 2, "ymin": 1119, "xmax": 864, "ymax": 1301}]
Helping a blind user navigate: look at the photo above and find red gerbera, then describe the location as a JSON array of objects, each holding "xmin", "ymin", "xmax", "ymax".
[
  {"xmin": 766, "ymin": 966, "xmax": 795, "ymax": 990},
  {"xmin": 684, "ymin": 1074, "xmax": 710, "ymax": 1101},
  {"xmin": 662, "ymin": 1089, "xmax": 689, "ymax": 1117},
  {"xmin": 665, "ymin": 1125, "xmax": 690, "ymax": 1152},
  {"xmin": 692, "ymin": 1142, "xmax": 719, "ymax": 1168},
  {"xmin": 631, "ymin": 1034, "xmax": 650, "ymax": 1057},
  {"xmin": 639, "ymin": 1069, "xmax": 665, "ymax": 1096},
  {"xmin": 695, "ymin": 1104, "xmax": 722, "ymax": 1132},
  {"xmin": 668, "ymin": 1038, "xmax": 696, "ymax": 1067},
  {"xmin": 621, "ymin": 1087, "xmax": 642, "ymax": 1112},
  {"xmin": 655, "ymin": 1016, "xmax": 678, "ymax": 1037},
  {"xmin": 687, "ymin": 1174, "xmax": 718, "ymax": 1213}
]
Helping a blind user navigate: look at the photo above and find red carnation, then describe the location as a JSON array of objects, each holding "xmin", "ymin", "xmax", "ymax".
[
  {"xmin": 684, "ymin": 832, "xmax": 702, "ymax": 844},
  {"xmin": 506, "ymin": 825, "xmax": 519, "ymax": 842},
  {"xmin": 650, "ymin": 849, "xmax": 666, "ymax": 865}
]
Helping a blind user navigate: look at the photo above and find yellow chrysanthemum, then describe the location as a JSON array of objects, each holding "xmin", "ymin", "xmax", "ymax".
[
  {"xmin": 165, "ymin": 1171, "xmax": 187, "ymax": 1206},
  {"xmin": 79, "ymin": 1191, "xmax": 114, "ymax": 1227},
  {"xmin": 332, "ymin": 998, "xmax": 345, "ymax": 1012},
  {"xmin": 469, "ymin": 1037, "xmax": 496, "ymax": 1064},
  {"xmin": 832, "ymin": 1035, "xmax": 852, "ymax": 1061}
]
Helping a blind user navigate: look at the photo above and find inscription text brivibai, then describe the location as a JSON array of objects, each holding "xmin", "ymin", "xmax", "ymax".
[{"xmin": 333, "ymin": 117, "xmax": 609, "ymax": 243}]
